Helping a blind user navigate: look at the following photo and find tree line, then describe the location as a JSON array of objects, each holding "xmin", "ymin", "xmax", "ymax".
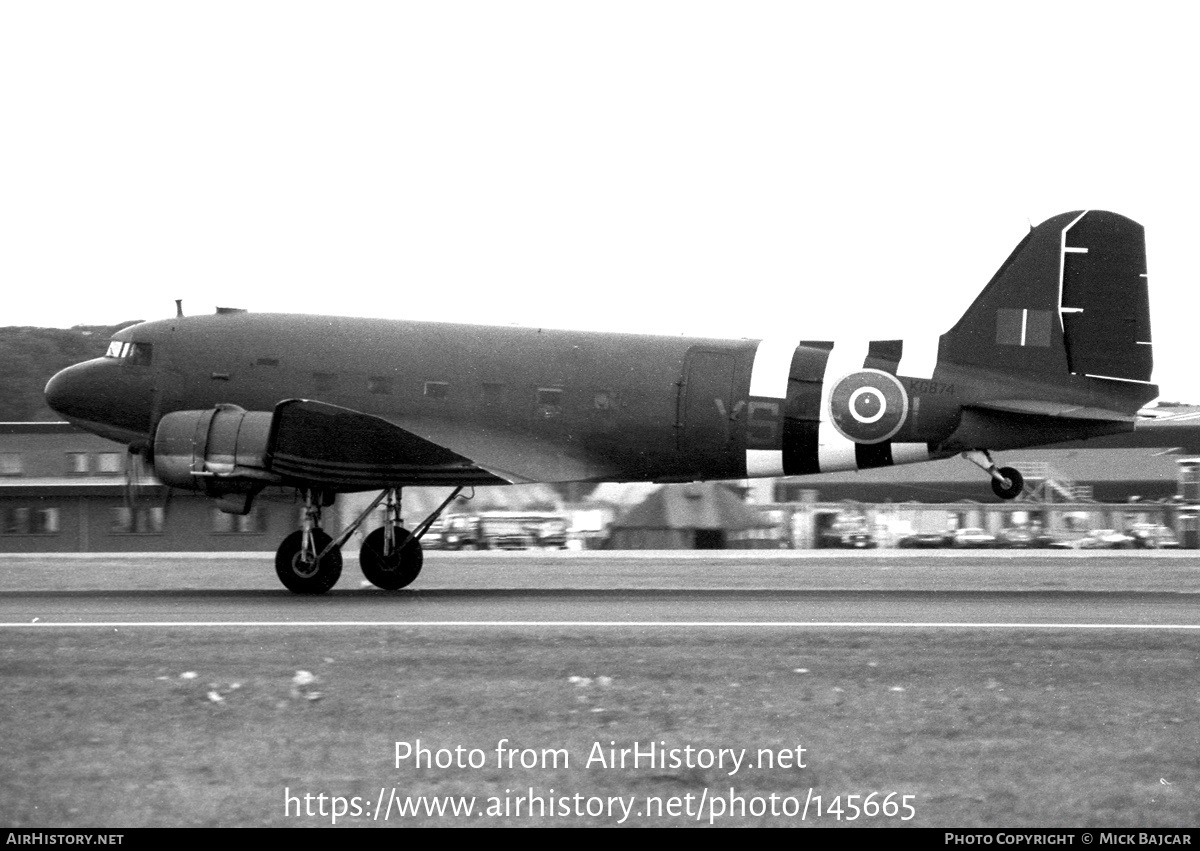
[{"xmin": 0, "ymin": 323, "xmax": 138, "ymax": 421}]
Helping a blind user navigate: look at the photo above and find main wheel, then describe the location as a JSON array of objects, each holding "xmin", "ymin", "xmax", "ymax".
[
  {"xmin": 359, "ymin": 526, "xmax": 423, "ymax": 590},
  {"xmin": 991, "ymin": 466, "xmax": 1024, "ymax": 500},
  {"xmin": 275, "ymin": 529, "xmax": 342, "ymax": 594}
]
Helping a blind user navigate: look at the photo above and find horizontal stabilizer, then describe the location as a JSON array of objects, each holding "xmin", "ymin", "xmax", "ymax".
[{"xmin": 966, "ymin": 400, "xmax": 1136, "ymax": 423}]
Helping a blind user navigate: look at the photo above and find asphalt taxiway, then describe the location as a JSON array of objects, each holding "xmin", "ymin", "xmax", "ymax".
[{"xmin": 2, "ymin": 551, "xmax": 1199, "ymax": 629}]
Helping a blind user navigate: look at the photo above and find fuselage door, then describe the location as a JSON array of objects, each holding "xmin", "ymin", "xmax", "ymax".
[{"xmin": 679, "ymin": 349, "xmax": 738, "ymax": 469}]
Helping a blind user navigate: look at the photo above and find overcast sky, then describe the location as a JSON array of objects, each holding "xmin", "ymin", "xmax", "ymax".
[{"xmin": 3, "ymin": 2, "xmax": 1197, "ymax": 399}]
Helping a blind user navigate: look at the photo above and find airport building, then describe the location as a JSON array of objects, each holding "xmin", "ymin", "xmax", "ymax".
[
  {"xmin": 0, "ymin": 422, "xmax": 334, "ymax": 552},
  {"xmin": 0, "ymin": 422, "xmax": 1194, "ymax": 552}
]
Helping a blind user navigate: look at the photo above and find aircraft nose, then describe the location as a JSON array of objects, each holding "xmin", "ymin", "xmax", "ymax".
[
  {"xmin": 45, "ymin": 359, "xmax": 154, "ymax": 437},
  {"xmin": 44, "ymin": 362, "xmax": 96, "ymax": 422}
]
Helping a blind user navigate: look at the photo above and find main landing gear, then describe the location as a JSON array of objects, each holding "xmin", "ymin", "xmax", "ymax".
[
  {"xmin": 962, "ymin": 450, "xmax": 1024, "ymax": 500},
  {"xmin": 273, "ymin": 486, "xmax": 464, "ymax": 594}
]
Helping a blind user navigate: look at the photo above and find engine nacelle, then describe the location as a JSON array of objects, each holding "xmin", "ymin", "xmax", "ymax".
[{"xmin": 153, "ymin": 405, "xmax": 280, "ymax": 512}]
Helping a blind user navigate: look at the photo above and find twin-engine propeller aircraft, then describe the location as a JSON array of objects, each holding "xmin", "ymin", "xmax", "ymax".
[{"xmin": 45, "ymin": 210, "xmax": 1158, "ymax": 593}]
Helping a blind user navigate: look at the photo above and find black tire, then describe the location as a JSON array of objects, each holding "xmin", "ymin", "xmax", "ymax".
[
  {"xmin": 991, "ymin": 466, "xmax": 1024, "ymax": 500},
  {"xmin": 275, "ymin": 529, "xmax": 342, "ymax": 594},
  {"xmin": 359, "ymin": 526, "xmax": 423, "ymax": 590}
]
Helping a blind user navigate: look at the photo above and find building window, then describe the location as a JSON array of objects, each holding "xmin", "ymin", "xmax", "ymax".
[
  {"xmin": 96, "ymin": 453, "xmax": 123, "ymax": 474},
  {"xmin": 424, "ymin": 381, "xmax": 449, "ymax": 400},
  {"xmin": 0, "ymin": 454, "xmax": 22, "ymax": 476},
  {"xmin": 67, "ymin": 453, "xmax": 89, "ymax": 475},
  {"xmin": 3, "ymin": 507, "xmax": 60, "ymax": 535},
  {"xmin": 111, "ymin": 506, "xmax": 165, "ymax": 534},
  {"xmin": 212, "ymin": 507, "xmax": 266, "ymax": 534}
]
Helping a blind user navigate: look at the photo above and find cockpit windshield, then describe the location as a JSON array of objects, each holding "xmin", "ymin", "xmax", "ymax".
[{"xmin": 104, "ymin": 340, "xmax": 153, "ymax": 366}]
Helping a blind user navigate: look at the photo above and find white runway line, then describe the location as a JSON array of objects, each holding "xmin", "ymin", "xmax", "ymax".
[{"xmin": 4, "ymin": 620, "xmax": 1200, "ymax": 630}]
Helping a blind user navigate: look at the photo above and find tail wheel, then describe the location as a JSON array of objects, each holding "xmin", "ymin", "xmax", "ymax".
[
  {"xmin": 275, "ymin": 529, "xmax": 342, "ymax": 594},
  {"xmin": 991, "ymin": 466, "xmax": 1025, "ymax": 500},
  {"xmin": 360, "ymin": 526, "xmax": 424, "ymax": 590}
]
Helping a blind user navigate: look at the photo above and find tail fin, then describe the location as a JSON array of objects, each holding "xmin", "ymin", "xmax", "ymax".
[{"xmin": 941, "ymin": 210, "xmax": 1154, "ymax": 385}]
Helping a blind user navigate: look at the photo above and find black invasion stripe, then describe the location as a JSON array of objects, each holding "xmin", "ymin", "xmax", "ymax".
[
  {"xmin": 781, "ymin": 343, "xmax": 832, "ymax": 476},
  {"xmin": 855, "ymin": 441, "xmax": 893, "ymax": 470},
  {"xmin": 864, "ymin": 339, "xmax": 903, "ymax": 374}
]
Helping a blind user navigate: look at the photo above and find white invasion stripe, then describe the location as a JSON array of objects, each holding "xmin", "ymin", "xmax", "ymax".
[
  {"xmin": 1063, "ymin": 246, "xmax": 1088, "ymax": 253},
  {"xmin": 896, "ymin": 337, "xmax": 938, "ymax": 380},
  {"xmin": 745, "ymin": 338, "xmax": 797, "ymax": 477},
  {"xmin": 890, "ymin": 443, "xmax": 930, "ymax": 465},
  {"xmin": 817, "ymin": 340, "xmax": 870, "ymax": 472},
  {"xmin": 746, "ymin": 449, "xmax": 785, "ymax": 477},
  {"xmin": 4, "ymin": 621, "xmax": 1200, "ymax": 630},
  {"xmin": 749, "ymin": 337, "xmax": 798, "ymax": 398}
]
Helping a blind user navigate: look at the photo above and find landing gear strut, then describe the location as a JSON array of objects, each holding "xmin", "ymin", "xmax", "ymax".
[
  {"xmin": 273, "ymin": 485, "xmax": 465, "ymax": 594},
  {"xmin": 359, "ymin": 489, "xmax": 423, "ymax": 590},
  {"xmin": 275, "ymin": 489, "xmax": 343, "ymax": 594},
  {"xmin": 963, "ymin": 450, "xmax": 1024, "ymax": 500}
]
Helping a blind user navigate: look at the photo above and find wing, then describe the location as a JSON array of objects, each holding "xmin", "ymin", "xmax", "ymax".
[{"xmin": 267, "ymin": 399, "xmax": 619, "ymax": 487}]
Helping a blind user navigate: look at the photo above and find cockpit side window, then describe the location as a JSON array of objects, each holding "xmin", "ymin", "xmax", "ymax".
[
  {"xmin": 104, "ymin": 340, "xmax": 153, "ymax": 365},
  {"xmin": 127, "ymin": 342, "xmax": 152, "ymax": 366}
]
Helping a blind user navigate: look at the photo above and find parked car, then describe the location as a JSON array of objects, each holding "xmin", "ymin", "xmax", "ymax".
[
  {"xmin": 898, "ymin": 531, "xmax": 951, "ymax": 548},
  {"xmin": 1127, "ymin": 523, "xmax": 1180, "ymax": 549},
  {"xmin": 995, "ymin": 526, "xmax": 1036, "ymax": 548},
  {"xmin": 440, "ymin": 512, "xmax": 570, "ymax": 550},
  {"xmin": 950, "ymin": 527, "xmax": 997, "ymax": 548},
  {"xmin": 1077, "ymin": 529, "xmax": 1136, "ymax": 549},
  {"xmin": 819, "ymin": 519, "xmax": 876, "ymax": 549}
]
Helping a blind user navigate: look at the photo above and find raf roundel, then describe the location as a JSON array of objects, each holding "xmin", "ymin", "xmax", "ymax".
[{"xmin": 828, "ymin": 369, "xmax": 909, "ymax": 444}]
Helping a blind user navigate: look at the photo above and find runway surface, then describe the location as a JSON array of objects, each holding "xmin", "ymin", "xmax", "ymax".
[
  {"xmin": 6, "ymin": 551, "xmax": 1200, "ymax": 828},
  {"xmin": 3, "ymin": 550, "xmax": 1199, "ymax": 628}
]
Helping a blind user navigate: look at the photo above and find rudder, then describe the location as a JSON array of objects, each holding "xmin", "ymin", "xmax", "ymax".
[{"xmin": 941, "ymin": 210, "xmax": 1153, "ymax": 385}]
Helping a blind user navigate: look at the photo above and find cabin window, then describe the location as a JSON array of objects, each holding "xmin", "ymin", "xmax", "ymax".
[
  {"xmin": 2, "ymin": 507, "xmax": 59, "ymax": 535},
  {"xmin": 537, "ymin": 387, "xmax": 563, "ymax": 417},
  {"xmin": 256, "ymin": 357, "xmax": 280, "ymax": 367},
  {"xmin": 111, "ymin": 506, "xmax": 165, "ymax": 534},
  {"xmin": 424, "ymin": 381, "xmax": 449, "ymax": 400},
  {"xmin": 593, "ymin": 390, "xmax": 617, "ymax": 411},
  {"xmin": 66, "ymin": 452, "xmax": 89, "ymax": 475},
  {"xmin": 368, "ymin": 376, "xmax": 394, "ymax": 395},
  {"xmin": 0, "ymin": 454, "xmax": 22, "ymax": 476},
  {"xmin": 96, "ymin": 453, "xmax": 123, "ymax": 474}
]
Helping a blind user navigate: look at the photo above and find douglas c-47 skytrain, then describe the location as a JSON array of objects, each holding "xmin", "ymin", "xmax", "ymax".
[{"xmin": 45, "ymin": 210, "xmax": 1158, "ymax": 593}]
